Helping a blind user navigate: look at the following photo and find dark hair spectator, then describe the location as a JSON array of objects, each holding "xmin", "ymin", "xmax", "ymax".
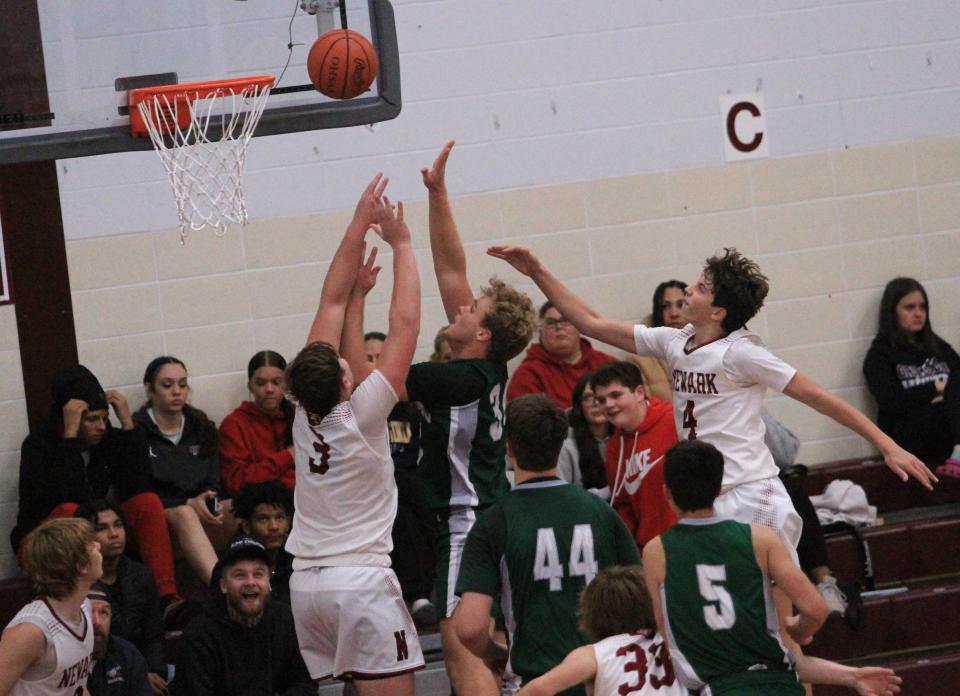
[{"xmin": 556, "ymin": 374, "xmax": 610, "ymax": 499}]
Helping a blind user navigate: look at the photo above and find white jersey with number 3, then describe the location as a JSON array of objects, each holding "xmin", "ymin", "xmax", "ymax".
[
  {"xmin": 287, "ymin": 369, "xmax": 398, "ymax": 568},
  {"xmin": 593, "ymin": 631, "xmax": 684, "ymax": 696},
  {"xmin": 633, "ymin": 325, "xmax": 796, "ymax": 488},
  {"xmin": 6, "ymin": 599, "xmax": 93, "ymax": 696}
]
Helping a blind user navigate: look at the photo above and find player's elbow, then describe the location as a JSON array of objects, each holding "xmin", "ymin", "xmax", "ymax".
[
  {"xmin": 802, "ymin": 594, "xmax": 830, "ymax": 633},
  {"xmin": 454, "ymin": 613, "xmax": 488, "ymax": 657}
]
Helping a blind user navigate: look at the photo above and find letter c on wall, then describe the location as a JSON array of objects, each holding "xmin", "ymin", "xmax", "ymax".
[{"xmin": 726, "ymin": 101, "xmax": 763, "ymax": 152}]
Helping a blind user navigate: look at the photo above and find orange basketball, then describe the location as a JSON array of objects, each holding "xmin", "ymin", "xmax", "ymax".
[{"xmin": 307, "ymin": 29, "xmax": 378, "ymax": 100}]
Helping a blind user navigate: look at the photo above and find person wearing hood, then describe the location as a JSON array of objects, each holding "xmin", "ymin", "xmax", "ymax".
[
  {"xmin": 507, "ymin": 301, "xmax": 615, "ymax": 409},
  {"xmin": 10, "ymin": 364, "xmax": 180, "ymax": 606},
  {"xmin": 592, "ymin": 361, "xmax": 677, "ymax": 550},
  {"xmin": 172, "ymin": 537, "xmax": 313, "ymax": 696},
  {"xmin": 219, "ymin": 351, "xmax": 296, "ymax": 498}
]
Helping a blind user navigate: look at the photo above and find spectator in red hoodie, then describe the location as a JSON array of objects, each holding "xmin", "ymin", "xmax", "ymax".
[
  {"xmin": 507, "ymin": 301, "xmax": 615, "ymax": 408},
  {"xmin": 592, "ymin": 361, "xmax": 677, "ymax": 550},
  {"xmin": 219, "ymin": 351, "xmax": 296, "ymax": 498}
]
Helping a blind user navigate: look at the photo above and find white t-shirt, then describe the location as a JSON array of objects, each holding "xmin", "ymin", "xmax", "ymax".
[
  {"xmin": 593, "ymin": 631, "xmax": 684, "ymax": 696},
  {"xmin": 287, "ymin": 369, "xmax": 399, "ymax": 568},
  {"xmin": 633, "ymin": 325, "xmax": 796, "ymax": 488},
  {"xmin": 6, "ymin": 598, "xmax": 93, "ymax": 696}
]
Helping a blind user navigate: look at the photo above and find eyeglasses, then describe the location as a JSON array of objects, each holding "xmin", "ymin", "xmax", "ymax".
[{"xmin": 542, "ymin": 318, "xmax": 572, "ymax": 330}]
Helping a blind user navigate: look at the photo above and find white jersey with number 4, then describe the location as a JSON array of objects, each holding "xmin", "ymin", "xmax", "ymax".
[
  {"xmin": 6, "ymin": 598, "xmax": 93, "ymax": 696},
  {"xmin": 633, "ymin": 325, "xmax": 796, "ymax": 488},
  {"xmin": 593, "ymin": 631, "xmax": 684, "ymax": 696},
  {"xmin": 287, "ymin": 369, "xmax": 399, "ymax": 568}
]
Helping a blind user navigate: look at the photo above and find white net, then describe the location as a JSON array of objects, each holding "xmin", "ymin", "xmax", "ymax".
[{"xmin": 136, "ymin": 82, "xmax": 271, "ymax": 242}]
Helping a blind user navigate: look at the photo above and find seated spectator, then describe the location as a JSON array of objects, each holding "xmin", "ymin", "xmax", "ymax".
[
  {"xmin": 864, "ymin": 277, "xmax": 960, "ymax": 478},
  {"xmin": 134, "ymin": 357, "xmax": 230, "ymax": 585},
  {"xmin": 232, "ymin": 481, "xmax": 294, "ymax": 605},
  {"xmin": 507, "ymin": 301, "xmax": 615, "ymax": 408},
  {"xmin": 219, "ymin": 350, "xmax": 295, "ymax": 498},
  {"xmin": 556, "ymin": 374, "xmax": 611, "ymax": 500},
  {"xmin": 430, "ymin": 326, "xmax": 454, "ymax": 363},
  {"xmin": 172, "ymin": 537, "xmax": 313, "ymax": 696},
  {"xmin": 593, "ymin": 362, "xmax": 677, "ymax": 550},
  {"xmin": 74, "ymin": 501, "xmax": 168, "ymax": 694},
  {"xmin": 2, "ymin": 518, "xmax": 99, "ymax": 694},
  {"xmin": 88, "ymin": 583, "xmax": 153, "ymax": 696},
  {"xmin": 10, "ymin": 364, "xmax": 179, "ymax": 607}
]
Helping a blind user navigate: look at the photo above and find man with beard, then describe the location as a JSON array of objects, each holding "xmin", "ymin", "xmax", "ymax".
[
  {"xmin": 87, "ymin": 584, "xmax": 152, "ymax": 696},
  {"xmin": 232, "ymin": 482, "xmax": 294, "ymax": 605},
  {"xmin": 172, "ymin": 537, "xmax": 312, "ymax": 696}
]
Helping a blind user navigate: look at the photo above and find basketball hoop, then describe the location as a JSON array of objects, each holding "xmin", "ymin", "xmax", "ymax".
[{"xmin": 128, "ymin": 76, "xmax": 274, "ymax": 242}]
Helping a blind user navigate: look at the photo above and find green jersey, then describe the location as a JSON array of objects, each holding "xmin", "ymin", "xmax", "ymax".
[
  {"xmin": 456, "ymin": 478, "xmax": 641, "ymax": 693},
  {"xmin": 660, "ymin": 518, "xmax": 801, "ymax": 696},
  {"xmin": 406, "ymin": 358, "xmax": 510, "ymax": 512}
]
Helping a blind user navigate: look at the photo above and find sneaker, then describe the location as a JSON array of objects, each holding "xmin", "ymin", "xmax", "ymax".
[
  {"xmin": 816, "ymin": 575, "xmax": 848, "ymax": 614},
  {"xmin": 410, "ymin": 598, "xmax": 437, "ymax": 630}
]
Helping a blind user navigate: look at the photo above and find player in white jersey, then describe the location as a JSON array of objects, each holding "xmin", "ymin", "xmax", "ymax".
[
  {"xmin": 516, "ymin": 566, "xmax": 683, "ymax": 696},
  {"xmin": 0, "ymin": 518, "xmax": 100, "ymax": 695},
  {"xmin": 284, "ymin": 174, "xmax": 424, "ymax": 695},
  {"xmin": 488, "ymin": 245, "xmax": 936, "ymax": 534}
]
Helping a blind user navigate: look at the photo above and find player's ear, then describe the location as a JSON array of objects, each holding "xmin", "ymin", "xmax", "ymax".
[
  {"xmin": 710, "ymin": 305, "xmax": 727, "ymax": 324},
  {"xmin": 475, "ymin": 325, "xmax": 492, "ymax": 343},
  {"xmin": 633, "ymin": 384, "xmax": 646, "ymax": 400}
]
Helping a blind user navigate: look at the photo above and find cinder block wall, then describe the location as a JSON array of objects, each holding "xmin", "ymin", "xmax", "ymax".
[{"xmin": 2, "ymin": 1, "xmax": 959, "ymax": 577}]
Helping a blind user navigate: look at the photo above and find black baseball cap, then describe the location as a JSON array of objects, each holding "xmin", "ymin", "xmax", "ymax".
[{"xmin": 219, "ymin": 536, "xmax": 270, "ymax": 569}]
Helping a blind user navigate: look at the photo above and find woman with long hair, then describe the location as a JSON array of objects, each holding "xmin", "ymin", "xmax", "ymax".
[
  {"xmin": 556, "ymin": 373, "xmax": 611, "ymax": 500},
  {"xmin": 134, "ymin": 356, "xmax": 227, "ymax": 583},
  {"xmin": 219, "ymin": 350, "xmax": 296, "ymax": 497},
  {"xmin": 629, "ymin": 280, "xmax": 687, "ymax": 401},
  {"xmin": 864, "ymin": 277, "xmax": 960, "ymax": 477}
]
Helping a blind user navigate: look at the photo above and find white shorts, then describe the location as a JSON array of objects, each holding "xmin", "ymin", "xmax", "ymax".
[
  {"xmin": 289, "ymin": 565, "xmax": 425, "ymax": 681},
  {"xmin": 715, "ymin": 477, "xmax": 802, "ymax": 563}
]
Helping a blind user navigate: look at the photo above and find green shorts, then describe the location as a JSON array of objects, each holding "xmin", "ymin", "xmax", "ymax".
[{"xmin": 709, "ymin": 669, "xmax": 804, "ymax": 696}]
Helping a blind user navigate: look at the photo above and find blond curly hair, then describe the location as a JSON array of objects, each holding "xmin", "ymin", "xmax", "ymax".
[{"xmin": 480, "ymin": 278, "xmax": 536, "ymax": 363}]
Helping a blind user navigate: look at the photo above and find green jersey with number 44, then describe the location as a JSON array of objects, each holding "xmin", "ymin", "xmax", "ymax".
[
  {"xmin": 456, "ymin": 479, "xmax": 641, "ymax": 692},
  {"xmin": 660, "ymin": 518, "xmax": 801, "ymax": 695}
]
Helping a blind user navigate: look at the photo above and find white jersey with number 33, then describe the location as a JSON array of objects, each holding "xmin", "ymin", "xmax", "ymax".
[
  {"xmin": 286, "ymin": 369, "xmax": 398, "ymax": 568},
  {"xmin": 633, "ymin": 325, "xmax": 796, "ymax": 488},
  {"xmin": 593, "ymin": 631, "xmax": 684, "ymax": 696}
]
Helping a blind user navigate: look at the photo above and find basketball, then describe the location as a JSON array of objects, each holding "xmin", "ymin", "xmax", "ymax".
[{"xmin": 307, "ymin": 29, "xmax": 378, "ymax": 100}]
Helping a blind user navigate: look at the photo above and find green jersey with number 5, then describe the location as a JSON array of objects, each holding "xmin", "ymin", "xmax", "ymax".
[
  {"xmin": 456, "ymin": 479, "xmax": 641, "ymax": 691},
  {"xmin": 660, "ymin": 518, "xmax": 801, "ymax": 695},
  {"xmin": 406, "ymin": 358, "xmax": 510, "ymax": 512}
]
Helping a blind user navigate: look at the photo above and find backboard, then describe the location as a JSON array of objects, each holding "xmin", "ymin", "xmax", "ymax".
[{"xmin": 0, "ymin": 0, "xmax": 400, "ymax": 164}]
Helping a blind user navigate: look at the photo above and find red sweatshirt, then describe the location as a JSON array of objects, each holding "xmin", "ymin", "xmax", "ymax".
[
  {"xmin": 219, "ymin": 401, "xmax": 295, "ymax": 497},
  {"xmin": 507, "ymin": 338, "xmax": 615, "ymax": 409},
  {"xmin": 605, "ymin": 396, "xmax": 678, "ymax": 549}
]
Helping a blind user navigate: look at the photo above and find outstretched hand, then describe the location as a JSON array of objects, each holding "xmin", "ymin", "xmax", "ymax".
[
  {"xmin": 372, "ymin": 195, "xmax": 411, "ymax": 247},
  {"xmin": 421, "ymin": 140, "xmax": 455, "ymax": 193},
  {"xmin": 884, "ymin": 445, "xmax": 937, "ymax": 490},
  {"xmin": 850, "ymin": 666, "xmax": 901, "ymax": 696},
  {"xmin": 355, "ymin": 245, "xmax": 381, "ymax": 295},
  {"xmin": 487, "ymin": 245, "xmax": 542, "ymax": 277},
  {"xmin": 352, "ymin": 172, "xmax": 389, "ymax": 230}
]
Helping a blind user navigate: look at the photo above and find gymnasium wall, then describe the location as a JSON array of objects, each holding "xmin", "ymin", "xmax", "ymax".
[{"xmin": 2, "ymin": 0, "xmax": 960, "ymax": 577}]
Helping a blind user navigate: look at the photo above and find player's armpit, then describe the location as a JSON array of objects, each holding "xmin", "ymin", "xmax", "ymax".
[{"xmin": 516, "ymin": 645, "xmax": 598, "ymax": 696}]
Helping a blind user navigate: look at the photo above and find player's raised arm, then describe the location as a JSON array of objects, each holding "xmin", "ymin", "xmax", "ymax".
[
  {"xmin": 305, "ymin": 173, "xmax": 388, "ymax": 348},
  {"xmin": 421, "ymin": 140, "xmax": 474, "ymax": 322},
  {"xmin": 783, "ymin": 372, "xmax": 937, "ymax": 490},
  {"xmin": 373, "ymin": 196, "xmax": 421, "ymax": 396},
  {"xmin": 341, "ymin": 244, "xmax": 381, "ymax": 388},
  {"xmin": 516, "ymin": 646, "xmax": 598, "ymax": 696},
  {"xmin": 487, "ymin": 245, "xmax": 636, "ymax": 353}
]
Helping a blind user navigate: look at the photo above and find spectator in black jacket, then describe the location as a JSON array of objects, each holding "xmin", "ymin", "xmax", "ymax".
[
  {"xmin": 75, "ymin": 501, "xmax": 168, "ymax": 695},
  {"xmin": 864, "ymin": 277, "xmax": 960, "ymax": 479},
  {"xmin": 88, "ymin": 583, "xmax": 153, "ymax": 696},
  {"xmin": 134, "ymin": 357, "xmax": 232, "ymax": 584},
  {"xmin": 11, "ymin": 365, "xmax": 180, "ymax": 606},
  {"xmin": 173, "ymin": 537, "xmax": 313, "ymax": 696}
]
